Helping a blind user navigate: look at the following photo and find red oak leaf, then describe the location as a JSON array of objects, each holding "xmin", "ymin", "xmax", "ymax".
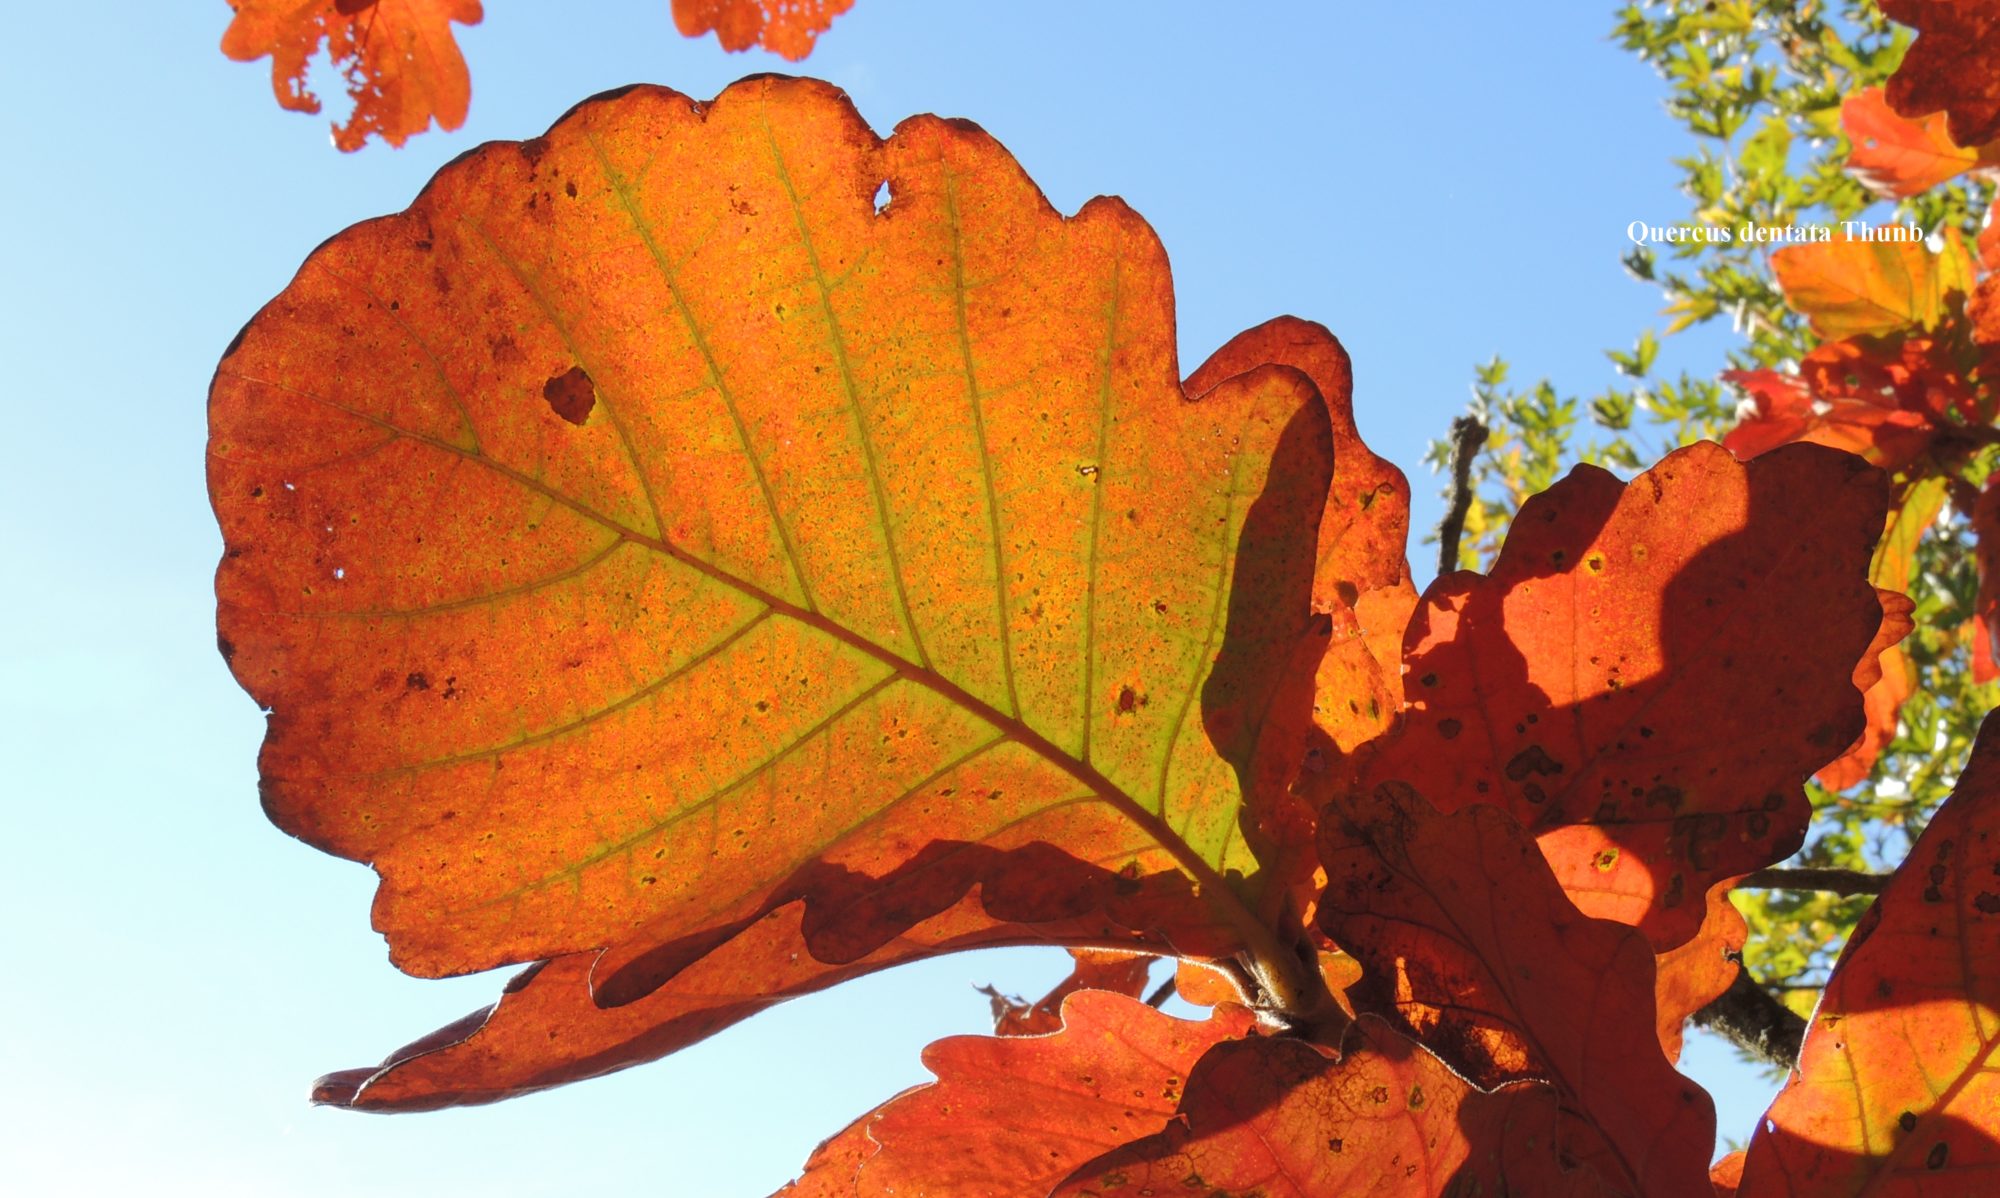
[
  {"xmin": 1842, "ymin": 86, "xmax": 1998, "ymax": 198},
  {"xmin": 1352, "ymin": 442, "xmax": 1886, "ymax": 945},
  {"xmin": 1316, "ymin": 782, "xmax": 1716, "ymax": 1197}
]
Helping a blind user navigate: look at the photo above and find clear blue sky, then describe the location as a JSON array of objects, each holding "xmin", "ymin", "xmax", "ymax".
[{"xmin": 1, "ymin": 3, "xmax": 1770, "ymax": 1193}]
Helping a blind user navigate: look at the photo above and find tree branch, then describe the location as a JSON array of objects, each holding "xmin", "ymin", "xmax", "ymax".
[
  {"xmin": 1736, "ymin": 866, "xmax": 1888, "ymax": 895},
  {"xmin": 1691, "ymin": 968, "xmax": 1807, "ymax": 1070},
  {"xmin": 1144, "ymin": 976, "xmax": 1177, "ymax": 1009},
  {"xmin": 1436, "ymin": 415, "xmax": 1489, "ymax": 576}
]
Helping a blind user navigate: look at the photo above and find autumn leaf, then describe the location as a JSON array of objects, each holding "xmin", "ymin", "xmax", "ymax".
[
  {"xmin": 1350, "ymin": 442, "xmax": 1886, "ymax": 944},
  {"xmin": 1736, "ymin": 711, "xmax": 2000, "ymax": 1194},
  {"xmin": 1051, "ymin": 1018, "xmax": 1610, "ymax": 1198},
  {"xmin": 1721, "ymin": 367, "xmax": 1939, "ymax": 471},
  {"xmin": 1186, "ymin": 318, "xmax": 1416, "ymax": 767},
  {"xmin": 1652, "ymin": 886, "xmax": 1746, "ymax": 1063},
  {"xmin": 314, "ymin": 893, "xmax": 1185, "ymax": 1110},
  {"xmin": 1879, "ymin": 0, "xmax": 2000, "ymax": 150},
  {"xmin": 1317, "ymin": 782, "xmax": 1716, "ymax": 1197},
  {"xmin": 1842, "ymin": 87, "xmax": 1997, "ymax": 199},
  {"xmin": 210, "ymin": 78, "xmax": 1356, "ymax": 1096},
  {"xmin": 984, "ymin": 948, "xmax": 1156, "ymax": 1036},
  {"xmin": 221, "ymin": 0, "xmax": 481, "ymax": 151},
  {"xmin": 1817, "ymin": 477, "xmax": 1942, "ymax": 792},
  {"xmin": 777, "ymin": 991, "xmax": 1255, "ymax": 1197},
  {"xmin": 1770, "ymin": 236, "xmax": 1975, "ymax": 342},
  {"xmin": 672, "ymin": 0, "xmax": 853, "ymax": 61}
]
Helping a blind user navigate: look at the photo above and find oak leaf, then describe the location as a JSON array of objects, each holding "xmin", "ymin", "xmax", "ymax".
[
  {"xmin": 1737, "ymin": 711, "xmax": 2000, "ymax": 1194},
  {"xmin": 1317, "ymin": 782, "xmax": 1716, "ymax": 1197},
  {"xmin": 1652, "ymin": 886, "xmax": 1746, "ymax": 1063},
  {"xmin": 672, "ymin": 0, "xmax": 853, "ymax": 61},
  {"xmin": 1051, "ymin": 1018, "xmax": 1614, "ymax": 1198},
  {"xmin": 211, "ymin": 78, "xmax": 1350, "ymax": 1092},
  {"xmin": 221, "ymin": 0, "xmax": 481, "ymax": 152},
  {"xmin": 1879, "ymin": 0, "xmax": 2000, "ymax": 149},
  {"xmin": 1348, "ymin": 442, "xmax": 1887, "ymax": 944},
  {"xmin": 1770, "ymin": 236, "xmax": 1975, "ymax": 342},
  {"xmin": 1842, "ymin": 87, "xmax": 1997, "ymax": 199},
  {"xmin": 777, "ymin": 991, "xmax": 1255, "ymax": 1197}
]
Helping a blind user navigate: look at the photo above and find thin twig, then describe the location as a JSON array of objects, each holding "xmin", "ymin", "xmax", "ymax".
[
  {"xmin": 1144, "ymin": 976, "xmax": 1177, "ymax": 1009},
  {"xmin": 1691, "ymin": 969, "xmax": 1808, "ymax": 1070},
  {"xmin": 1437, "ymin": 415, "xmax": 1489, "ymax": 575},
  {"xmin": 1736, "ymin": 867, "xmax": 1889, "ymax": 896}
]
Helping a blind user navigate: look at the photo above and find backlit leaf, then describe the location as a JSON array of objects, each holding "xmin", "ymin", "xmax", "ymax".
[
  {"xmin": 1653, "ymin": 886, "xmax": 1746, "ymax": 1063},
  {"xmin": 1737, "ymin": 712, "xmax": 2000, "ymax": 1195},
  {"xmin": 1842, "ymin": 87, "xmax": 1995, "ymax": 199},
  {"xmin": 1352, "ymin": 443, "xmax": 1886, "ymax": 944},
  {"xmin": 221, "ymin": 0, "xmax": 481, "ymax": 151},
  {"xmin": 1770, "ymin": 236, "xmax": 1975, "ymax": 342},
  {"xmin": 210, "ymin": 79, "xmax": 1340, "ymax": 1087},
  {"xmin": 1316, "ymin": 782, "xmax": 1715, "ymax": 1197},
  {"xmin": 1880, "ymin": 0, "xmax": 2000, "ymax": 149},
  {"xmin": 776, "ymin": 991, "xmax": 1256, "ymax": 1197},
  {"xmin": 672, "ymin": 0, "xmax": 853, "ymax": 61},
  {"xmin": 1051, "ymin": 1018, "xmax": 1615, "ymax": 1198}
]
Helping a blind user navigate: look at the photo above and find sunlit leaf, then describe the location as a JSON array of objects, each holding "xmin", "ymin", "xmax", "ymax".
[
  {"xmin": 1317, "ymin": 782, "xmax": 1715, "ymax": 1197},
  {"xmin": 210, "ymin": 79, "xmax": 1342, "ymax": 1092},
  {"xmin": 1738, "ymin": 712, "xmax": 2000, "ymax": 1194},
  {"xmin": 1352, "ymin": 443, "xmax": 1887, "ymax": 944},
  {"xmin": 672, "ymin": 0, "xmax": 853, "ymax": 61},
  {"xmin": 221, "ymin": 0, "xmax": 481, "ymax": 151},
  {"xmin": 1842, "ymin": 87, "xmax": 1996, "ymax": 199},
  {"xmin": 1770, "ymin": 236, "xmax": 1975, "ymax": 341}
]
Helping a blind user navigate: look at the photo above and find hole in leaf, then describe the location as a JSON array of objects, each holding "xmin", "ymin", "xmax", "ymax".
[{"xmin": 543, "ymin": 366, "xmax": 597, "ymax": 425}]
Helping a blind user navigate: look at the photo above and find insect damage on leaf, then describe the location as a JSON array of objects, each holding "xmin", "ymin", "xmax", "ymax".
[{"xmin": 221, "ymin": 0, "xmax": 482, "ymax": 151}]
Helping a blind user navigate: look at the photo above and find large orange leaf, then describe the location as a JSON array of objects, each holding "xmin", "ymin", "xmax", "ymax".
[
  {"xmin": 1720, "ymin": 367, "xmax": 1938, "ymax": 471},
  {"xmin": 672, "ymin": 0, "xmax": 854, "ymax": 61},
  {"xmin": 1736, "ymin": 712, "xmax": 2000, "ymax": 1195},
  {"xmin": 221, "ymin": 0, "xmax": 481, "ymax": 151},
  {"xmin": 775, "ymin": 990, "xmax": 1256, "ymax": 1196},
  {"xmin": 1051, "ymin": 1018, "xmax": 1616, "ymax": 1197},
  {"xmin": 1353, "ymin": 442, "xmax": 1886, "ymax": 944},
  {"xmin": 210, "ymin": 79, "xmax": 1346, "ymax": 1079},
  {"xmin": 1317, "ymin": 782, "xmax": 1716, "ymax": 1197},
  {"xmin": 1880, "ymin": 0, "xmax": 2000, "ymax": 150},
  {"xmin": 1842, "ymin": 87, "xmax": 1996, "ymax": 199},
  {"xmin": 1770, "ymin": 236, "xmax": 1975, "ymax": 341}
]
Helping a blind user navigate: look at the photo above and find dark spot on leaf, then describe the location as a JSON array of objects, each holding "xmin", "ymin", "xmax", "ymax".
[
  {"xmin": 405, "ymin": 672, "xmax": 431, "ymax": 691},
  {"xmin": 1928, "ymin": 1142, "xmax": 1949, "ymax": 1170},
  {"xmin": 1504, "ymin": 745, "xmax": 1564, "ymax": 781},
  {"xmin": 1419, "ymin": 672, "xmax": 1439, "ymax": 688},
  {"xmin": 544, "ymin": 366, "xmax": 596, "ymax": 425},
  {"xmin": 565, "ymin": 180, "xmax": 578, "ymax": 198},
  {"xmin": 1977, "ymin": 892, "xmax": 2000, "ymax": 915},
  {"xmin": 1437, "ymin": 718, "xmax": 1462, "ymax": 740},
  {"xmin": 1900, "ymin": 1110, "xmax": 1918, "ymax": 1132},
  {"xmin": 1116, "ymin": 686, "xmax": 1140, "ymax": 714}
]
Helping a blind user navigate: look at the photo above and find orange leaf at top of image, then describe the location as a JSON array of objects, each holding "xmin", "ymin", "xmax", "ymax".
[
  {"xmin": 1770, "ymin": 234, "xmax": 1975, "ymax": 342},
  {"xmin": 1842, "ymin": 86, "xmax": 1998, "ymax": 199},
  {"xmin": 1879, "ymin": 0, "xmax": 2000, "ymax": 150},
  {"xmin": 210, "ymin": 77, "xmax": 1367, "ymax": 1097},
  {"xmin": 1737, "ymin": 711, "xmax": 2000, "ymax": 1195},
  {"xmin": 672, "ymin": 0, "xmax": 854, "ymax": 61},
  {"xmin": 222, "ymin": 0, "xmax": 482, "ymax": 151}
]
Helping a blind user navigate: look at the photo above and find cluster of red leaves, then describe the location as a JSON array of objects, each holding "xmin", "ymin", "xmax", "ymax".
[
  {"xmin": 207, "ymin": 74, "xmax": 2000, "ymax": 1195},
  {"xmin": 220, "ymin": 0, "xmax": 851, "ymax": 151}
]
